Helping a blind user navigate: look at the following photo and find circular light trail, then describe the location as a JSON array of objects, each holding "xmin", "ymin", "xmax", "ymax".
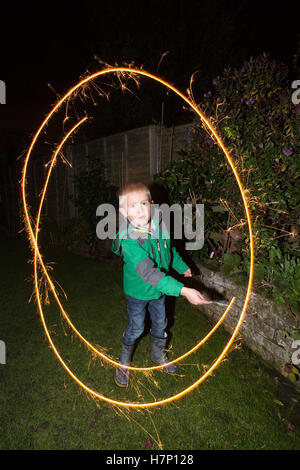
[
  {"xmin": 30, "ymin": 106, "xmax": 235, "ymax": 371},
  {"xmin": 22, "ymin": 66, "xmax": 254, "ymax": 408}
]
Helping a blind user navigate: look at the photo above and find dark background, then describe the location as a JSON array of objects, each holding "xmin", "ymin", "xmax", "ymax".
[{"xmin": 0, "ymin": 0, "xmax": 299, "ymax": 148}]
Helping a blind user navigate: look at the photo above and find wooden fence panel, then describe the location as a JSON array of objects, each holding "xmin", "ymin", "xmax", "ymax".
[{"xmin": 27, "ymin": 122, "xmax": 194, "ymax": 231}]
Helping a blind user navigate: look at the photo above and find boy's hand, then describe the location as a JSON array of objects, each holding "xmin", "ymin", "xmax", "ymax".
[
  {"xmin": 183, "ymin": 268, "xmax": 192, "ymax": 277},
  {"xmin": 180, "ymin": 287, "xmax": 212, "ymax": 305}
]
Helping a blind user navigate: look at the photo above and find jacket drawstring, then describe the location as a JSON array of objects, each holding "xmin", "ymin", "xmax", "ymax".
[{"xmin": 132, "ymin": 228, "xmax": 167, "ymax": 249}]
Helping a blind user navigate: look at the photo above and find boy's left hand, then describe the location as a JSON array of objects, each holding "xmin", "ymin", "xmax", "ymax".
[{"xmin": 183, "ymin": 268, "xmax": 192, "ymax": 277}]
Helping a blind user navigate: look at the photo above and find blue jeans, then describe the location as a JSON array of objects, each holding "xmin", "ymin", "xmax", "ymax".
[{"xmin": 123, "ymin": 294, "xmax": 168, "ymax": 345}]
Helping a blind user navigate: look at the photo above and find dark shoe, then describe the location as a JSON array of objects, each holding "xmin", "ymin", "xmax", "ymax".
[
  {"xmin": 150, "ymin": 335, "xmax": 178, "ymax": 374},
  {"xmin": 115, "ymin": 365, "xmax": 130, "ymax": 388},
  {"xmin": 114, "ymin": 341, "xmax": 135, "ymax": 388}
]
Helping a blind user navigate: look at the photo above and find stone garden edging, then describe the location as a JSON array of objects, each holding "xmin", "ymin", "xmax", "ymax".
[{"xmin": 193, "ymin": 261, "xmax": 299, "ymax": 390}]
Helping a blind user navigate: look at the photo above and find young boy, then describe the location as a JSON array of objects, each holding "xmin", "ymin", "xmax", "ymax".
[{"xmin": 112, "ymin": 182, "xmax": 211, "ymax": 387}]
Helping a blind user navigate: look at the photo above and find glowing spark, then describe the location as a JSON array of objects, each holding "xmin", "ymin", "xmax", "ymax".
[
  {"xmin": 24, "ymin": 70, "xmax": 235, "ymax": 371},
  {"xmin": 261, "ymin": 225, "xmax": 294, "ymax": 236},
  {"xmin": 29, "ymin": 115, "xmax": 235, "ymax": 371},
  {"xmin": 22, "ymin": 66, "xmax": 255, "ymax": 408}
]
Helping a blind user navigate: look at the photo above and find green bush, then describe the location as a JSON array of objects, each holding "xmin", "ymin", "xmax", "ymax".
[
  {"xmin": 38, "ymin": 215, "xmax": 60, "ymax": 249},
  {"xmin": 71, "ymin": 155, "xmax": 118, "ymax": 251},
  {"xmin": 62, "ymin": 216, "xmax": 91, "ymax": 251},
  {"xmin": 154, "ymin": 54, "xmax": 300, "ymax": 321}
]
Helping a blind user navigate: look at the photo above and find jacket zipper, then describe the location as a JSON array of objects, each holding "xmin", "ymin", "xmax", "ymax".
[
  {"xmin": 156, "ymin": 239, "xmax": 162, "ymax": 267},
  {"xmin": 132, "ymin": 227, "xmax": 164, "ymax": 267}
]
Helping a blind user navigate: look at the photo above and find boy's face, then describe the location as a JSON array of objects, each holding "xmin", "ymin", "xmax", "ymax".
[{"xmin": 119, "ymin": 190, "xmax": 152, "ymax": 227}]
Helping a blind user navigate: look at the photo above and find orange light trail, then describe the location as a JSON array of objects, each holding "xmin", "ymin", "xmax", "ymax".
[
  {"xmin": 30, "ymin": 110, "xmax": 235, "ymax": 371},
  {"xmin": 22, "ymin": 66, "xmax": 254, "ymax": 408}
]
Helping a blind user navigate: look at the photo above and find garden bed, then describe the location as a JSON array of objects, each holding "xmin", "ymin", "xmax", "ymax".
[{"xmin": 191, "ymin": 260, "xmax": 300, "ymax": 389}]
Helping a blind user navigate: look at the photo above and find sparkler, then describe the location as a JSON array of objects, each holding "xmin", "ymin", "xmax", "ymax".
[{"xmin": 22, "ymin": 65, "xmax": 254, "ymax": 408}]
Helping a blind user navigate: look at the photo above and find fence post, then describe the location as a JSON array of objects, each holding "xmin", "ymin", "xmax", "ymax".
[
  {"xmin": 124, "ymin": 134, "xmax": 128, "ymax": 183},
  {"xmin": 149, "ymin": 125, "xmax": 157, "ymax": 177}
]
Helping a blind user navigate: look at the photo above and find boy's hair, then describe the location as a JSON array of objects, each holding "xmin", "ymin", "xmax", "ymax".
[{"xmin": 119, "ymin": 182, "xmax": 151, "ymax": 209}]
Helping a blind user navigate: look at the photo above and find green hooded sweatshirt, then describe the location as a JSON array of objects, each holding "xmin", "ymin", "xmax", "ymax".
[{"xmin": 112, "ymin": 211, "xmax": 189, "ymax": 300}]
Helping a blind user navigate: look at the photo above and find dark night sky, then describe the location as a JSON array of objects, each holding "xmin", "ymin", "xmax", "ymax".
[{"xmin": 0, "ymin": 0, "xmax": 299, "ymax": 149}]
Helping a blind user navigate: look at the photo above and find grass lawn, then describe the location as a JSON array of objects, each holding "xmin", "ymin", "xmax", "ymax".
[{"xmin": 1, "ymin": 234, "xmax": 300, "ymax": 450}]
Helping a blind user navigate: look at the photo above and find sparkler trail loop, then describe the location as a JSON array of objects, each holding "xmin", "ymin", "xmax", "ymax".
[
  {"xmin": 22, "ymin": 66, "xmax": 254, "ymax": 408},
  {"xmin": 29, "ymin": 112, "xmax": 235, "ymax": 371}
]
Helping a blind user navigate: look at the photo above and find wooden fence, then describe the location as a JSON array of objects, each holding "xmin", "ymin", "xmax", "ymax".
[{"xmin": 12, "ymin": 122, "xmax": 193, "ymax": 235}]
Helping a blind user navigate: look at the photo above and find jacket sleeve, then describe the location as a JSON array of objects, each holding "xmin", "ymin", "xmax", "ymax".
[
  {"xmin": 171, "ymin": 246, "xmax": 189, "ymax": 274},
  {"xmin": 121, "ymin": 238, "xmax": 184, "ymax": 297}
]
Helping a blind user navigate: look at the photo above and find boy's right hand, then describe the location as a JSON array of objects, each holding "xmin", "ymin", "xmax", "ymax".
[{"xmin": 180, "ymin": 287, "xmax": 212, "ymax": 305}]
